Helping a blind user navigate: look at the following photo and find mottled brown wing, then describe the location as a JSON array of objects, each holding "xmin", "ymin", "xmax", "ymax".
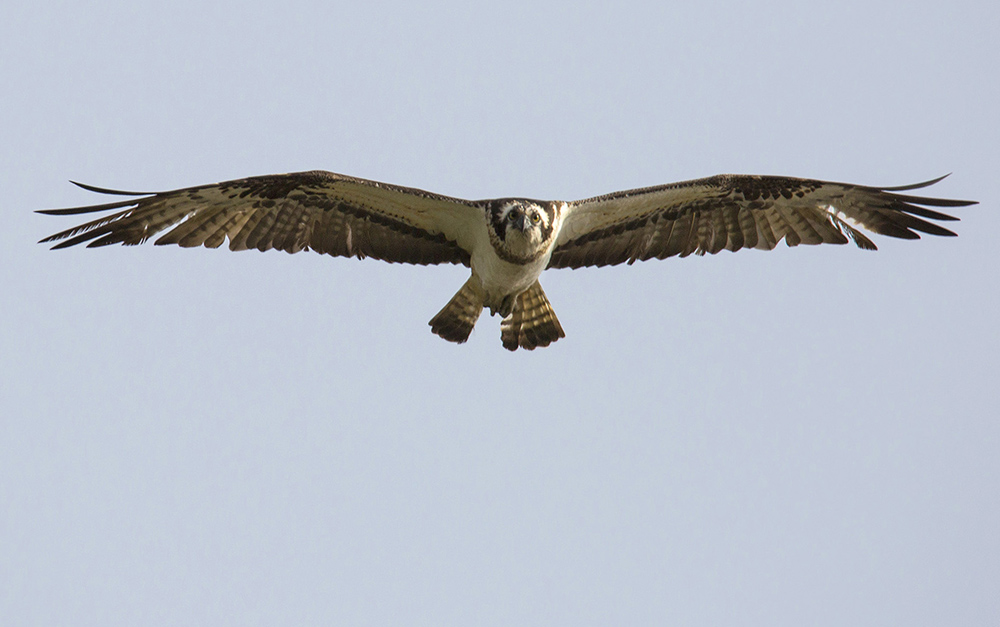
[
  {"xmin": 38, "ymin": 170, "xmax": 483, "ymax": 266},
  {"xmin": 548, "ymin": 174, "xmax": 975, "ymax": 269}
]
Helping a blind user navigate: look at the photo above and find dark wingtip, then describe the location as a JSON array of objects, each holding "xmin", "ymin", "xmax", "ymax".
[
  {"xmin": 36, "ymin": 196, "xmax": 141, "ymax": 215},
  {"xmin": 879, "ymin": 174, "xmax": 951, "ymax": 192},
  {"xmin": 878, "ymin": 174, "xmax": 977, "ymax": 210},
  {"xmin": 36, "ymin": 181, "xmax": 153, "ymax": 215},
  {"xmin": 69, "ymin": 180, "xmax": 152, "ymax": 196}
]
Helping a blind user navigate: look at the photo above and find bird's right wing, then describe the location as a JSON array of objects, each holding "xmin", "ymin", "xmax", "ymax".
[{"xmin": 38, "ymin": 170, "xmax": 485, "ymax": 266}]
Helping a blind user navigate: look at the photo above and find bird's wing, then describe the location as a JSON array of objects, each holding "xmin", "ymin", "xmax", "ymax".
[
  {"xmin": 549, "ymin": 174, "xmax": 975, "ymax": 269},
  {"xmin": 38, "ymin": 170, "xmax": 484, "ymax": 266}
]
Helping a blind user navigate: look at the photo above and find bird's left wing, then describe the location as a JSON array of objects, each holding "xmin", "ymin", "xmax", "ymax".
[
  {"xmin": 38, "ymin": 170, "xmax": 483, "ymax": 266},
  {"xmin": 549, "ymin": 174, "xmax": 975, "ymax": 269}
]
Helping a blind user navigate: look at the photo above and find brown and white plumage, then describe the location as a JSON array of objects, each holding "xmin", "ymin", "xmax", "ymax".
[
  {"xmin": 549, "ymin": 174, "xmax": 968, "ymax": 267},
  {"xmin": 499, "ymin": 281, "xmax": 565, "ymax": 351},
  {"xmin": 38, "ymin": 170, "xmax": 975, "ymax": 350},
  {"xmin": 40, "ymin": 171, "xmax": 478, "ymax": 264}
]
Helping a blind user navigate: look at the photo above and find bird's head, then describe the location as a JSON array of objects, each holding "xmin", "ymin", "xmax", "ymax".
[{"xmin": 488, "ymin": 199, "xmax": 558, "ymax": 262}]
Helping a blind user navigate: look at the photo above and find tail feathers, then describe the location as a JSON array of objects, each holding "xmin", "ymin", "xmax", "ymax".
[
  {"xmin": 429, "ymin": 277, "xmax": 485, "ymax": 344},
  {"xmin": 500, "ymin": 281, "xmax": 565, "ymax": 351}
]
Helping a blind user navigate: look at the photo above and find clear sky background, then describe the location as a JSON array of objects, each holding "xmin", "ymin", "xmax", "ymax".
[{"xmin": 2, "ymin": 1, "xmax": 998, "ymax": 625}]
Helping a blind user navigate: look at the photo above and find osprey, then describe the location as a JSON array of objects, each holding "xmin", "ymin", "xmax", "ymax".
[{"xmin": 38, "ymin": 171, "xmax": 975, "ymax": 350}]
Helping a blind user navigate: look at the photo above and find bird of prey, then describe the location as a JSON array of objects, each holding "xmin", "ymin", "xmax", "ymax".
[{"xmin": 38, "ymin": 171, "xmax": 975, "ymax": 350}]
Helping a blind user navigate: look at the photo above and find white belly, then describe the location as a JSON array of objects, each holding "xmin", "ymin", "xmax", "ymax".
[{"xmin": 470, "ymin": 246, "xmax": 550, "ymax": 308}]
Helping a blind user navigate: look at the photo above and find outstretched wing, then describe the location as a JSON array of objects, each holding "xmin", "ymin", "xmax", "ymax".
[
  {"xmin": 38, "ymin": 170, "xmax": 483, "ymax": 266},
  {"xmin": 549, "ymin": 174, "xmax": 976, "ymax": 269}
]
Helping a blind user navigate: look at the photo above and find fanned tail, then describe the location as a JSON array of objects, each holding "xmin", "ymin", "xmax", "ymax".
[
  {"xmin": 500, "ymin": 281, "xmax": 565, "ymax": 351},
  {"xmin": 429, "ymin": 276, "xmax": 485, "ymax": 344}
]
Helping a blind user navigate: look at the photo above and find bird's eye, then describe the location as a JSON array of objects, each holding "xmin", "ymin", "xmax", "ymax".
[
  {"xmin": 531, "ymin": 212, "xmax": 541, "ymax": 223},
  {"xmin": 508, "ymin": 209, "xmax": 520, "ymax": 221}
]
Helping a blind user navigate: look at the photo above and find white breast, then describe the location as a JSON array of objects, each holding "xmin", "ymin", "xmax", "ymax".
[
  {"xmin": 472, "ymin": 247, "xmax": 551, "ymax": 305},
  {"xmin": 469, "ymin": 201, "xmax": 566, "ymax": 308}
]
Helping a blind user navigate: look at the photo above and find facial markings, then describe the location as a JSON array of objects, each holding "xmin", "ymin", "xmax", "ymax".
[{"xmin": 486, "ymin": 199, "xmax": 560, "ymax": 264}]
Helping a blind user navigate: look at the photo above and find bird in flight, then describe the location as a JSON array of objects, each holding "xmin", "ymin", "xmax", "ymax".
[{"xmin": 38, "ymin": 171, "xmax": 975, "ymax": 350}]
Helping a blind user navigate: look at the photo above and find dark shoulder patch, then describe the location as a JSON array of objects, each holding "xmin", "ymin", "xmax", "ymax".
[
  {"xmin": 218, "ymin": 171, "xmax": 335, "ymax": 200},
  {"xmin": 712, "ymin": 174, "xmax": 825, "ymax": 202}
]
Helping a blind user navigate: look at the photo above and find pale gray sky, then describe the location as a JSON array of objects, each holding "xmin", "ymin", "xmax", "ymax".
[{"xmin": 2, "ymin": 1, "xmax": 998, "ymax": 625}]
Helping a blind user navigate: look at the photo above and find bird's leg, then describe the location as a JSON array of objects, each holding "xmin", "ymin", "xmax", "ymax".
[
  {"xmin": 487, "ymin": 294, "xmax": 517, "ymax": 317},
  {"xmin": 495, "ymin": 294, "xmax": 517, "ymax": 318}
]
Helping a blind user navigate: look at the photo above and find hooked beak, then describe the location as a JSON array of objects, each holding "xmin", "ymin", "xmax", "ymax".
[{"xmin": 513, "ymin": 213, "xmax": 526, "ymax": 231}]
